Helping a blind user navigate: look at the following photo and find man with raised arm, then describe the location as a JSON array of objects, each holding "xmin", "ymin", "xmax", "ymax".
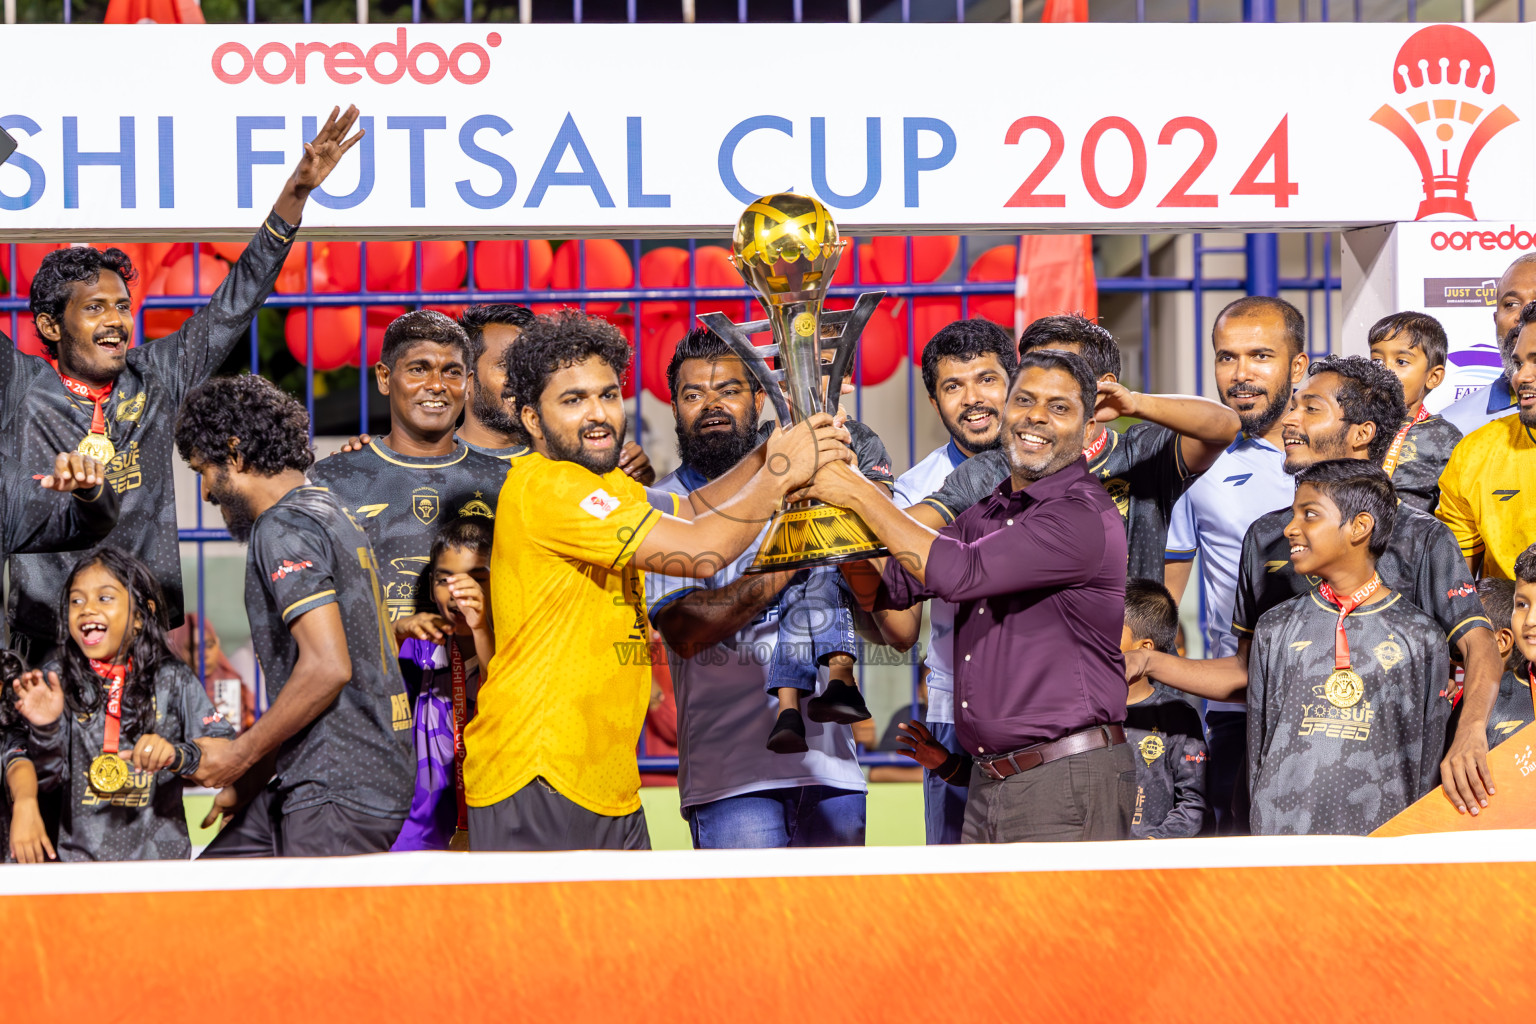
[{"xmin": 1, "ymin": 106, "xmax": 364, "ymax": 661}]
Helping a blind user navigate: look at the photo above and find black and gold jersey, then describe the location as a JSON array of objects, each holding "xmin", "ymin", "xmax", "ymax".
[
  {"xmin": 244, "ymin": 485, "xmax": 413, "ymax": 820},
  {"xmin": 1485, "ymin": 670, "xmax": 1533, "ymax": 749},
  {"xmin": 1386, "ymin": 413, "xmax": 1460, "ymax": 513},
  {"xmin": 0, "ymin": 212, "xmax": 295, "ymax": 644},
  {"xmin": 1248, "ymin": 588, "xmax": 1452, "ymax": 836},
  {"xmin": 308, "ymin": 441, "xmax": 506, "ymax": 622}
]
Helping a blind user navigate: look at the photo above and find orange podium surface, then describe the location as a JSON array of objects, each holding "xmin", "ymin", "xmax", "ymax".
[
  {"xmin": 1373, "ymin": 723, "xmax": 1536, "ymax": 836},
  {"xmin": 2, "ymin": 835, "xmax": 1535, "ymax": 1021}
]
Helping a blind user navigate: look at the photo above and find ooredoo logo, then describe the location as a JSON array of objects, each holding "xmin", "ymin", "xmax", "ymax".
[
  {"xmin": 212, "ymin": 28, "xmax": 501, "ymax": 86},
  {"xmin": 1429, "ymin": 226, "xmax": 1536, "ymax": 251},
  {"xmin": 1369, "ymin": 25, "xmax": 1519, "ymax": 221}
]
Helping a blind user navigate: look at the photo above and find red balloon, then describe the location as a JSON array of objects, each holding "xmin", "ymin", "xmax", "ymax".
[
  {"xmin": 551, "ymin": 239, "xmax": 634, "ymax": 316},
  {"xmin": 208, "ymin": 241, "xmax": 246, "ymax": 264},
  {"xmin": 274, "ymin": 244, "xmax": 338, "ymax": 294},
  {"xmin": 5, "ymin": 312, "xmax": 47, "ymax": 357},
  {"xmin": 643, "ymin": 319, "xmax": 688, "ymax": 402},
  {"xmin": 1, "ymin": 243, "xmax": 66, "ymax": 298},
  {"xmin": 473, "ymin": 239, "xmax": 553, "ymax": 292},
  {"xmin": 161, "ymin": 253, "xmax": 229, "ymax": 297},
  {"xmin": 968, "ymin": 244, "xmax": 1019, "ymax": 282},
  {"xmin": 322, "ymin": 242, "xmax": 417, "ymax": 293},
  {"xmin": 853, "ymin": 307, "xmax": 906, "ymax": 387},
  {"xmin": 355, "ymin": 305, "xmax": 409, "ymax": 367},
  {"xmin": 687, "ymin": 245, "xmax": 742, "ymax": 289},
  {"xmin": 869, "ymin": 235, "xmax": 959, "ymax": 283},
  {"xmin": 285, "ymin": 307, "xmax": 360, "ymax": 372},
  {"xmin": 418, "ymin": 241, "xmax": 468, "ymax": 292},
  {"xmin": 639, "ymin": 246, "xmax": 690, "ymax": 288},
  {"xmin": 914, "ymin": 297, "xmax": 964, "ymax": 350}
]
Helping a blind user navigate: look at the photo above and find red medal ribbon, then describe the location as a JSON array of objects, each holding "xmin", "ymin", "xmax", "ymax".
[
  {"xmin": 90, "ymin": 658, "xmax": 129, "ymax": 755},
  {"xmin": 55, "ymin": 365, "xmax": 114, "ymax": 436},
  {"xmin": 1317, "ymin": 576, "xmax": 1383, "ymax": 671},
  {"xmin": 1381, "ymin": 403, "xmax": 1431, "ymax": 478},
  {"xmin": 448, "ymin": 641, "xmax": 469, "ymax": 834},
  {"xmin": 1083, "ymin": 426, "xmax": 1110, "ymax": 462}
]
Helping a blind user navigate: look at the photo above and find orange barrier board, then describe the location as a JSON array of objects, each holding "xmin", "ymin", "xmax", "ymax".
[
  {"xmin": 1373, "ymin": 723, "xmax": 1536, "ymax": 836},
  {"xmin": 1, "ymin": 836, "xmax": 1534, "ymax": 1021}
]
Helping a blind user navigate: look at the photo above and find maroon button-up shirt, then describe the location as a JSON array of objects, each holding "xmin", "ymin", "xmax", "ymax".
[{"xmin": 878, "ymin": 457, "xmax": 1129, "ymax": 757}]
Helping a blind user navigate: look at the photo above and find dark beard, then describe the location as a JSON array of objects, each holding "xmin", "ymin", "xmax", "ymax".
[
  {"xmin": 542, "ymin": 416, "xmax": 626, "ymax": 476},
  {"xmin": 1520, "ymin": 404, "xmax": 1536, "ymax": 429},
  {"xmin": 1229, "ymin": 385, "xmax": 1290, "ymax": 438},
  {"xmin": 676, "ymin": 412, "xmax": 761, "ymax": 481},
  {"xmin": 209, "ymin": 480, "xmax": 258, "ymax": 543},
  {"xmin": 942, "ymin": 406, "xmax": 1003, "ymax": 454},
  {"xmin": 471, "ymin": 380, "xmax": 526, "ymax": 445}
]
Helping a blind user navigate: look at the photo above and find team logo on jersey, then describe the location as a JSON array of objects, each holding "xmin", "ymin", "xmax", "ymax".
[
  {"xmin": 115, "ymin": 391, "xmax": 146, "ymax": 423},
  {"xmin": 458, "ymin": 490, "xmax": 494, "ymax": 519},
  {"xmin": 355, "ymin": 503, "xmax": 389, "ymax": 518},
  {"xmin": 1266, "ymin": 561, "xmax": 1290, "ymax": 574},
  {"xmin": 1493, "ymin": 719, "xmax": 1525, "ymax": 737},
  {"xmin": 412, "ymin": 487, "xmax": 441, "ymax": 525},
  {"xmin": 1103, "ymin": 478, "xmax": 1130, "ymax": 519},
  {"xmin": 580, "ymin": 488, "xmax": 622, "ymax": 520},
  {"xmin": 1494, "ymin": 489, "xmax": 1520, "ymax": 501},
  {"xmin": 269, "ymin": 558, "xmax": 313, "ymax": 582},
  {"xmin": 1374, "ymin": 639, "xmax": 1404, "ymax": 670},
  {"xmin": 1138, "ymin": 734, "xmax": 1165, "ymax": 765},
  {"xmin": 1223, "ymin": 473, "xmax": 1253, "ymax": 486},
  {"xmin": 1290, "ymin": 640, "xmax": 1313, "ymax": 652},
  {"xmin": 1398, "ymin": 439, "xmax": 1418, "ymax": 465},
  {"xmin": 1447, "ymin": 582, "xmax": 1476, "ymax": 599}
]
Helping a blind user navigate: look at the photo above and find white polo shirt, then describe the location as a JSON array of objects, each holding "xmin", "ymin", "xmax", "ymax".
[
  {"xmin": 1164, "ymin": 433, "xmax": 1292, "ymax": 712},
  {"xmin": 893, "ymin": 439, "xmax": 968, "ymax": 725},
  {"xmin": 645, "ymin": 465, "xmax": 866, "ymax": 811}
]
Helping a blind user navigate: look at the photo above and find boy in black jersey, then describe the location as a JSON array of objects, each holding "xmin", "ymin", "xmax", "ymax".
[
  {"xmin": 309, "ymin": 311, "xmax": 505, "ymax": 653},
  {"xmin": 1366, "ymin": 312, "xmax": 1461, "ymax": 512},
  {"xmin": 918, "ymin": 314, "xmax": 1238, "ymax": 582},
  {"xmin": 176, "ymin": 375, "xmax": 412, "ymax": 857},
  {"xmin": 1122, "ymin": 580, "xmax": 1207, "ymax": 839},
  {"xmin": 2, "ymin": 108, "xmax": 364, "ymax": 661},
  {"xmin": 1480, "ymin": 576, "xmax": 1533, "ymax": 747},
  {"xmin": 1248, "ymin": 461, "xmax": 1452, "ymax": 836}
]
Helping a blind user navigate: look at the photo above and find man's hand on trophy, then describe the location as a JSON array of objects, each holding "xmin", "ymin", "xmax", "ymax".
[
  {"xmin": 764, "ymin": 412, "xmax": 844, "ymax": 494},
  {"xmin": 1094, "ymin": 380, "xmax": 1140, "ymax": 423},
  {"xmin": 798, "ymin": 458, "xmax": 867, "ymax": 509}
]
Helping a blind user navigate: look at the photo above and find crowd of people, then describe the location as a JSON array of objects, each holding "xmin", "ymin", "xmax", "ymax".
[{"xmin": 1, "ymin": 106, "xmax": 1533, "ymax": 861}]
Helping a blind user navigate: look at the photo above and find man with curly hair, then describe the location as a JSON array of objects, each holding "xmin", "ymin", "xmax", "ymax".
[
  {"xmin": 174, "ymin": 374, "xmax": 413, "ymax": 857},
  {"xmin": 463, "ymin": 309, "xmax": 850, "ymax": 852},
  {"xmin": 0, "ymin": 107, "xmax": 364, "ymax": 663},
  {"xmin": 1127, "ymin": 355, "xmax": 1503, "ymax": 828}
]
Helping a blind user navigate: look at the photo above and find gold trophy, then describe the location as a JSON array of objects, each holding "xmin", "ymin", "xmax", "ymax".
[{"xmin": 698, "ymin": 192, "xmax": 889, "ymax": 574}]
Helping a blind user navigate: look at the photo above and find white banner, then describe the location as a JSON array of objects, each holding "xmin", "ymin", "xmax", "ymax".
[
  {"xmin": 1, "ymin": 22, "xmax": 1533, "ymax": 238},
  {"xmin": 1394, "ymin": 221, "xmax": 1536, "ymax": 411}
]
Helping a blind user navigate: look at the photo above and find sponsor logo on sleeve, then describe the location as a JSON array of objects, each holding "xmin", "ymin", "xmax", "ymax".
[
  {"xmin": 269, "ymin": 558, "xmax": 314, "ymax": 582},
  {"xmin": 580, "ymin": 488, "xmax": 622, "ymax": 520},
  {"xmin": 1447, "ymin": 582, "xmax": 1477, "ymax": 598}
]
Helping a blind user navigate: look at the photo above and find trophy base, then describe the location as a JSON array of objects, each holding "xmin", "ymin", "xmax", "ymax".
[{"xmin": 744, "ymin": 502, "xmax": 889, "ymax": 574}]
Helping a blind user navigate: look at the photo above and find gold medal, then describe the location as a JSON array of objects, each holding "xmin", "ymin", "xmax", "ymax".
[
  {"xmin": 1138, "ymin": 734, "xmax": 1165, "ymax": 766},
  {"xmin": 89, "ymin": 752, "xmax": 129, "ymax": 794},
  {"xmin": 77, "ymin": 432, "xmax": 116, "ymax": 464},
  {"xmin": 448, "ymin": 828, "xmax": 471, "ymax": 852},
  {"xmin": 1325, "ymin": 668, "xmax": 1365, "ymax": 709}
]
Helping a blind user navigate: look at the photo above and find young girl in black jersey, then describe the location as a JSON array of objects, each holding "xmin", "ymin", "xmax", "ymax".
[{"xmin": 10, "ymin": 548, "xmax": 235, "ymax": 861}]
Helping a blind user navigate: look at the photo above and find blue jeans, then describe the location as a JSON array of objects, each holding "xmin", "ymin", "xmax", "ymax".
[
  {"xmin": 768, "ymin": 568, "xmax": 858, "ymax": 694},
  {"xmin": 922, "ymin": 719, "xmax": 968, "ymax": 845},
  {"xmin": 686, "ymin": 786, "xmax": 866, "ymax": 848}
]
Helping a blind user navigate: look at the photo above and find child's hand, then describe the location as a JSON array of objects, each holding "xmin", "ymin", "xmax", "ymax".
[
  {"xmin": 394, "ymin": 612, "xmax": 450, "ymax": 644},
  {"xmin": 9, "ymin": 799, "xmax": 56, "ymax": 863},
  {"xmin": 12, "ymin": 670, "xmax": 64, "ymax": 727},
  {"xmin": 895, "ymin": 720, "xmax": 952, "ymax": 771},
  {"xmin": 128, "ymin": 733, "xmax": 178, "ymax": 774},
  {"xmin": 446, "ymin": 574, "xmax": 488, "ymax": 633}
]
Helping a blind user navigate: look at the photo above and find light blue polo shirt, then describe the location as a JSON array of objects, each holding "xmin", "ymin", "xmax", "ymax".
[
  {"xmin": 893, "ymin": 440, "xmax": 968, "ymax": 725},
  {"xmin": 1164, "ymin": 433, "xmax": 1292, "ymax": 712},
  {"xmin": 1439, "ymin": 375, "xmax": 1517, "ymax": 438},
  {"xmin": 645, "ymin": 464, "xmax": 866, "ymax": 811}
]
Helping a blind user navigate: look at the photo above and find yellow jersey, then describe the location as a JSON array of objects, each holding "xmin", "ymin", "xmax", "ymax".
[
  {"xmin": 1435, "ymin": 414, "xmax": 1536, "ymax": 580},
  {"xmin": 464, "ymin": 454, "xmax": 680, "ymax": 815}
]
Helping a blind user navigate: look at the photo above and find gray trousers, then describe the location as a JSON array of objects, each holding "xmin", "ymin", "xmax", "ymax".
[
  {"xmin": 200, "ymin": 787, "xmax": 404, "ymax": 858},
  {"xmin": 468, "ymin": 777, "xmax": 652, "ymax": 852},
  {"xmin": 961, "ymin": 742, "xmax": 1137, "ymax": 843}
]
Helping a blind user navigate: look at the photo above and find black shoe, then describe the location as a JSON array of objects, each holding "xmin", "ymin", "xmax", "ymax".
[
  {"xmin": 767, "ymin": 708, "xmax": 809, "ymax": 754},
  {"xmin": 806, "ymin": 679, "xmax": 872, "ymax": 724}
]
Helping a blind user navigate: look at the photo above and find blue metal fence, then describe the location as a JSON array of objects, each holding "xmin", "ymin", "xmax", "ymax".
[{"xmin": 2, "ymin": 0, "xmax": 1514, "ymax": 774}]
